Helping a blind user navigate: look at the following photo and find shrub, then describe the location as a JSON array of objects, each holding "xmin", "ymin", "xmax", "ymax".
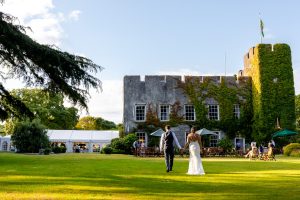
[
  {"xmin": 101, "ymin": 146, "xmax": 112, "ymax": 154},
  {"xmin": 60, "ymin": 146, "xmax": 67, "ymax": 153},
  {"xmin": 110, "ymin": 138, "xmax": 125, "ymax": 150},
  {"xmin": 11, "ymin": 120, "xmax": 50, "ymax": 153},
  {"xmin": 290, "ymin": 149, "xmax": 300, "ymax": 157},
  {"xmin": 217, "ymin": 138, "xmax": 233, "ymax": 154},
  {"xmin": 52, "ymin": 146, "xmax": 67, "ymax": 154},
  {"xmin": 44, "ymin": 148, "xmax": 51, "ymax": 155},
  {"xmin": 123, "ymin": 134, "xmax": 137, "ymax": 154},
  {"xmin": 52, "ymin": 146, "xmax": 61, "ymax": 154},
  {"xmin": 283, "ymin": 143, "xmax": 300, "ymax": 156},
  {"xmin": 109, "ymin": 134, "xmax": 138, "ymax": 154}
]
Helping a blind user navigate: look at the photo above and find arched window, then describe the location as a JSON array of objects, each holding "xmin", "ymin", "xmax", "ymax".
[{"xmin": 2, "ymin": 141, "xmax": 8, "ymax": 151}]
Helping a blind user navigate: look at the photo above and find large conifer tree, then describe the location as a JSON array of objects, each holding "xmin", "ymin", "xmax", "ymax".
[{"xmin": 0, "ymin": 5, "xmax": 102, "ymax": 120}]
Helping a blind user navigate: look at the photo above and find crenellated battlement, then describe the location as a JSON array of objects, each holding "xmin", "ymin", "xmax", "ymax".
[
  {"xmin": 124, "ymin": 75, "xmax": 247, "ymax": 86},
  {"xmin": 123, "ymin": 43, "xmax": 295, "ymax": 144},
  {"xmin": 243, "ymin": 43, "xmax": 290, "ymax": 76}
]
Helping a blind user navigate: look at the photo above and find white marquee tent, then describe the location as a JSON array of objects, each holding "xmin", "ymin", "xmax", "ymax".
[
  {"xmin": 0, "ymin": 130, "xmax": 119, "ymax": 153},
  {"xmin": 0, "ymin": 135, "xmax": 12, "ymax": 152}
]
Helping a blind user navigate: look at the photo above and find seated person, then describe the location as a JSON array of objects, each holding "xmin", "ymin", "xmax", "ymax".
[
  {"xmin": 245, "ymin": 146, "xmax": 258, "ymax": 158},
  {"xmin": 264, "ymin": 143, "xmax": 276, "ymax": 161}
]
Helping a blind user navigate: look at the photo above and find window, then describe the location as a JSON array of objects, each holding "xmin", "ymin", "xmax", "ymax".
[
  {"xmin": 185, "ymin": 105, "xmax": 195, "ymax": 121},
  {"xmin": 208, "ymin": 104, "xmax": 219, "ymax": 120},
  {"xmin": 2, "ymin": 141, "xmax": 8, "ymax": 151},
  {"xmin": 136, "ymin": 132, "xmax": 146, "ymax": 144},
  {"xmin": 135, "ymin": 104, "xmax": 146, "ymax": 121},
  {"xmin": 160, "ymin": 105, "xmax": 170, "ymax": 121},
  {"xmin": 234, "ymin": 104, "xmax": 240, "ymax": 119},
  {"xmin": 209, "ymin": 132, "xmax": 220, "ymax": 147}
]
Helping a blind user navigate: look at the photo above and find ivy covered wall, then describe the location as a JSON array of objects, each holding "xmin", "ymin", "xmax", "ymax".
[
  {"xmin": 123, "ymin": 44, "xmax": 296, "ymax": 145},
  {"xmin": 178, "ymin": 76, "xmax": 253, "ymax": 139},
  {"xmin": 245, "ymin": 43, "xmax": 295, "ymax": 142}
]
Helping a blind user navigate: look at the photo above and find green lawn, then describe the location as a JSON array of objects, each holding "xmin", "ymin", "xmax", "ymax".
[{"xmin": 0, "ymin": 152, "xmax": 299, "ymax": 200}]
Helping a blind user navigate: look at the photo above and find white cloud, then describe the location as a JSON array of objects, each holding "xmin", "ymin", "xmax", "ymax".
[
  {"xmin": 1, "ymin": 0, "xmax": 54, "ymax": 19},
  {"xmin": 68, "ymin": 10, "xmax": 81, "ymax": 21},
  {"xmin": 26, "ymin": 15, "xmax": 65, "ymax": 46},
  {"xmin": 2, "ymin": 1, "xmax": 120, "ymax": 123},
  {"xmin": 79, "ymin": 80, "xmax": 123, "ymax": 124},
  {"xmin": 1, "ymin": 0, "xmax": 81, "ymax": 46}
]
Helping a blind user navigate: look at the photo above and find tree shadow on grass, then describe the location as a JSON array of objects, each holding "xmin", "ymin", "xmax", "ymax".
[
  {"xmin": 1, "ymin": 170, "xmax": 300, "ymax": 200},
  {"xmin": 1, "ymin": 154, "xmax": 300, "ymax": 199}
]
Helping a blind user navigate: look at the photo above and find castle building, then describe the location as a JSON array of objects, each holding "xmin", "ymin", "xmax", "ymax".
[{"xmin": 123, "ymin": 44, "xmax": 295, "ymax": 150}]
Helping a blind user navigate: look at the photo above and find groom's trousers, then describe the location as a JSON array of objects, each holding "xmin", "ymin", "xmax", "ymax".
[{"xmin": 164, "ymin": 147, "xmax": 174, "ymax": 171}]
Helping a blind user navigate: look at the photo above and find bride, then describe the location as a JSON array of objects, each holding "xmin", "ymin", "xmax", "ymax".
[{"xmin": 184, "ymin": 127, "xmax": 205, "ymax": 175}]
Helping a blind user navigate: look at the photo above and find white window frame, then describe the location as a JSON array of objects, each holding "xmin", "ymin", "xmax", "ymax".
[
  {"xmin": 207, "ymin": 104, "xmax": 220, "ymax": 121},
  {"xmin": 184, "ymin": 105, "xmax": 196, "ymax": 121},
  {"xmin": 159, "ymin": 104, "xmax": 170, "ymax": 121},
  {"xmin": 234, "ymin": 104, "xmax": 240, "ymax": 119},
  {"xmin": 136, "ymin": 132, "xmax": 147, "ymax": 146},
  {"xmin": 2, "ymin": 141, "xmax": 8, "ymax": 151},
  {"xmin": 209, "ymin": 131, "xmax": 221, "ymax": 147},
  {"xmin": 135, "ymin": 104, "xmax": 146, "ymax": 122}
]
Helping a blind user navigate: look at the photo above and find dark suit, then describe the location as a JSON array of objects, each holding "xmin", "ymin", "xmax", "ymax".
[{"xmin": 160, "ymin": 131, "xmax": 181, "ymax": 172}]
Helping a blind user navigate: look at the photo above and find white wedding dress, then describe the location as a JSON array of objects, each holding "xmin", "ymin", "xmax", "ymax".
[{"xmin": 187, "ymin": 141, "xmax": 205, "ymax": 175}]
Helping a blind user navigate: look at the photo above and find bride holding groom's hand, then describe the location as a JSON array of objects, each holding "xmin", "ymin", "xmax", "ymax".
[{"xmin": 184, "ymin": 127, "xmax": 205, "ymax": 175}]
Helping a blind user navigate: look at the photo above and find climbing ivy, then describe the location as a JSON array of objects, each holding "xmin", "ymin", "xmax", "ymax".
[
  {"xmin": 145, "ymin": 104, "xmax": 160, "ymax": 127},
  {"xmin": 179, "ymin": 76, "xmax": 253, "ymax": 139},
  {"xmin": 130, "ymin": 44, "xmax": 295, "ymax": 145},
  {"xmin": 250, "ymin": 44, "xmax": 295, "ymax": 143},
  {"xmin": 168, "ymin": 100, "xmax": 184, "ymax": 126}
]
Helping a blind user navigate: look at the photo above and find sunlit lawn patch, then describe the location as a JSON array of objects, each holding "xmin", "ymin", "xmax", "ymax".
[{"xmin": 0, "ymin": 153, "xmax": 299, "ymax": 199}]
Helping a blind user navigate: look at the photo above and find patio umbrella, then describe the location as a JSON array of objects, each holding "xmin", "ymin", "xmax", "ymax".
[
  {"xmin": 196, "ymin": 128, "xmax": 218, "ymax": 136},
  {"xmin": 272, "ymin": 129, "xmax": 298, "ymax": 138},
  {"xmin": 150, "ymin": 128, "xmax": 165, "ymax": 137}
]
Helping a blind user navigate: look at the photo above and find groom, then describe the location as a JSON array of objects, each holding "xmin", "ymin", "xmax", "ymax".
[{"xmin": 160, "ymin": 125, "xmax": 182, "ymax": 172}]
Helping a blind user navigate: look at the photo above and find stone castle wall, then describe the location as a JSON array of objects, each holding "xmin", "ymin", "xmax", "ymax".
[
  {"xmin": 123, "ymin": 75, "xmax": 244, "ymax": 133},
  {"xmin": 123, "ymin": 43, "xmax": 295, "ymax": 146}
]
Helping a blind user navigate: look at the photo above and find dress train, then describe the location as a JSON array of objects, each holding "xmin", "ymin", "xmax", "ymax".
[{"xmin": 187, "ymin": 141, "xmax": 205, "ymax": 175}]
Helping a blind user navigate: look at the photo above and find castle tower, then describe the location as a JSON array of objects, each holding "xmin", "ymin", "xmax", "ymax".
[{"xmin": 243, "ymin": 44, "xmax": 295, "ymax": 141}]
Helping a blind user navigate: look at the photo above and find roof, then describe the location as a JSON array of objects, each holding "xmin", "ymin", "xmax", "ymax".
[
  {"xmin": 0, "ymin": 135, "xmax": 11, "ymax": 140},
  {"xmin": 1, "ymin": 130, "xmax": 119, "ymax": 143},
  {"xmin": 47, "ymin": 130, "xmax": 119, "ymax": 142}
]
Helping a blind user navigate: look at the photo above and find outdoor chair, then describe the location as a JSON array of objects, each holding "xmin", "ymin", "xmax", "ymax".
[
  {"xmin": 140, "ymin": 147, "xmax": 146, "ymax": 157},
  {"xmin": 146, "ymin": 147, "xmax": 156, "ymax": 157},
  {"xmin": 228, "ymin": 148, "xmax": 237, "ymax": 157},
  {"xmin": 236, "ymin": 149, "xmax": 244, "ymax": 157},
  {"xmin": 201, "ymin": 148, "xmax": 207, "ymax": 157},
  {"xmin": 259, "ymin": 147, "xmax": 268, "ymax": 160},
  {"xmin": 217, "ymin": 147, "xmax": 225, "ymax": 156},
  {"xmin": 264, "ymin": 147, "xmax": 276, "ymax": 161},
  {"xmin": 249, "ymin": 147, "xmax": 259, "ymax": 160},
  {"xmin": 207, "ymin": 147, "xmax": 217, "ymax": 157}
]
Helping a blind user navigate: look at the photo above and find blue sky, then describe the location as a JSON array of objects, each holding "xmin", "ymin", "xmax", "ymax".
[{"xmin": 2, "ymin": 0, "xmax": 300, "ymax": 123}]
